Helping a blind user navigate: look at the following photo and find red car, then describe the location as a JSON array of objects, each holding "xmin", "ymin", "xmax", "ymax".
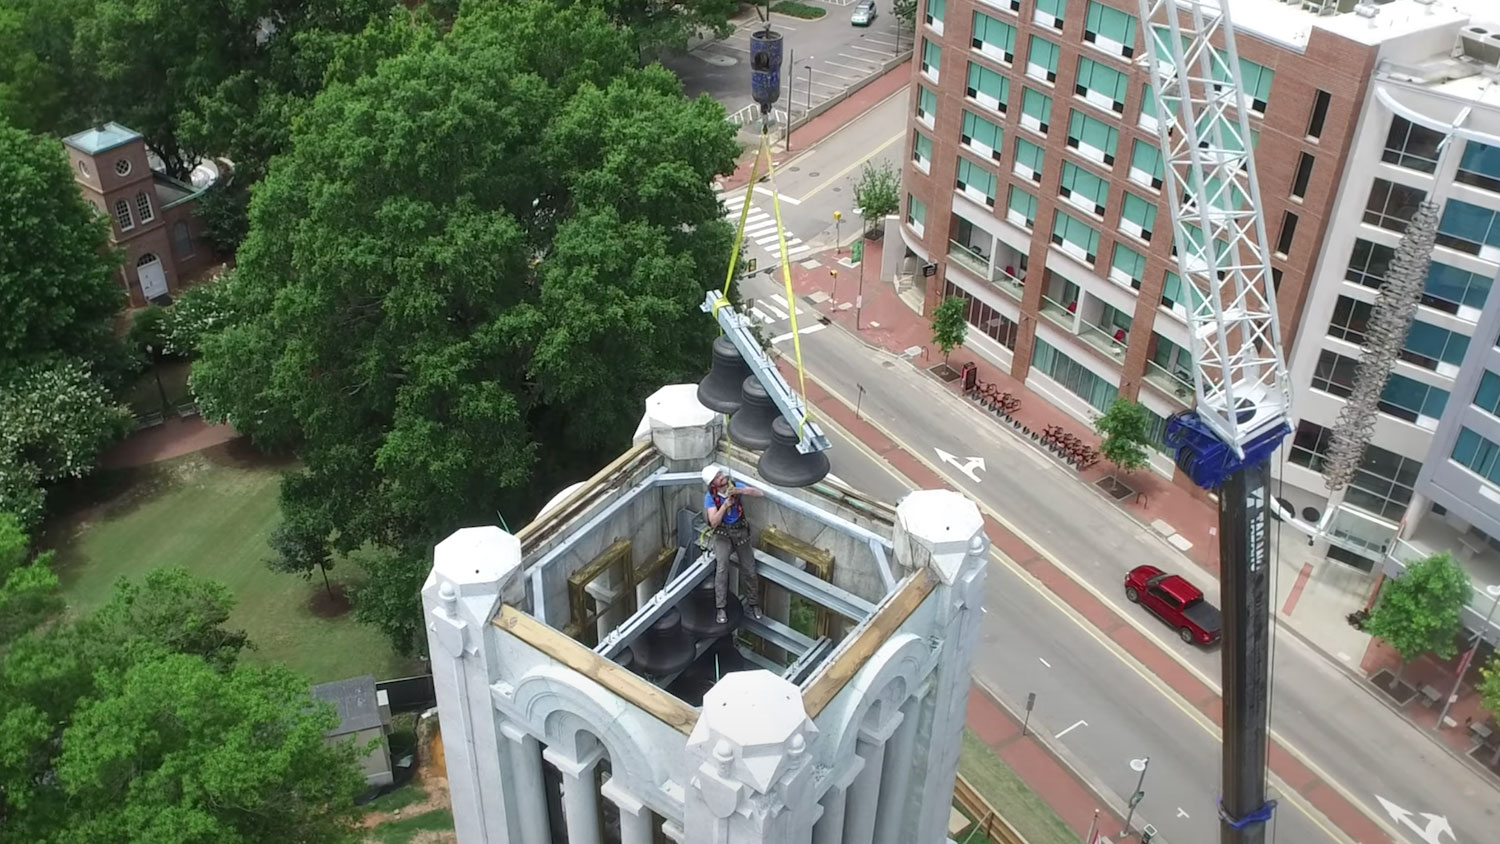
[{"xmin": 1124, "ymin": 565, "xmax": 1222, "ymax": 645}]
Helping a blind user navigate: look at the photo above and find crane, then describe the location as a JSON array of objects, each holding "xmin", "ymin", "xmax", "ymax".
[{"xmin": 1135, "ymin": 2, "xmax": 1289, "ymax": 842}]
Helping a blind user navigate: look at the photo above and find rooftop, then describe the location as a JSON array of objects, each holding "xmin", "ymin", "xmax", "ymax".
[
  {"xmin": 310, "ymin": 675, "xmax": 385, "ymax": 735},
  {"xmin": 1225, "ymin": 0, "xmax": 1487, "ymax": 52},
  {"xmin": 62, "ymin": 121, "xmax": 142, "ymax": 155}
]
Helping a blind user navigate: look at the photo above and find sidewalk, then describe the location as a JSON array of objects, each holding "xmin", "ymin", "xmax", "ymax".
[
  {"xmin": 766, "ymin": 246, "xmax": 1500, "ymax": 778},
  {"xmin": 98, "ymin": 415, "xmax": 240, "ymax": 469}
]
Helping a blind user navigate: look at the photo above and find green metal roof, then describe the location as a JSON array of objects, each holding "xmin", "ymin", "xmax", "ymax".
[{"xmin": 62, "ymin": 122, "xmax": 142, "ymax": 155}]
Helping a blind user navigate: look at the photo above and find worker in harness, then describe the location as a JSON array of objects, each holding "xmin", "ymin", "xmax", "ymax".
[{"xmin": 702, "ymin": 464, "xmax": 765, "ymax": 624}]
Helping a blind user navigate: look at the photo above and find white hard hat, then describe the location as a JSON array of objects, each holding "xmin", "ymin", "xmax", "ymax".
[{"xmin": 701, "ymin": 464, "xmax": 727, "ymax": 486}]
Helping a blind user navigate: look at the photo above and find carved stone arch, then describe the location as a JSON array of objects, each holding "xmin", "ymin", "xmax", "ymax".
[
  {"xmin": 509, "ymin": 665, "xmax": 661, "ymax": 793},
  {"xmin": 824, "ymin": 632, "xmax": 931, "ymax": 764}
]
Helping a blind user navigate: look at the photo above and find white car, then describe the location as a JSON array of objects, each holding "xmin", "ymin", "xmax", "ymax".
[{"xmin": 851, "ymin": 1, "xmax": 878, "ymax": 26}]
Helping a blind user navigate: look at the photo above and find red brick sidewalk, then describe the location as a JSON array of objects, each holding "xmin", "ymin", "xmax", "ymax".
[{"xmin": 98, "ymin": 415, "xmax": 240, "ymax": 469}]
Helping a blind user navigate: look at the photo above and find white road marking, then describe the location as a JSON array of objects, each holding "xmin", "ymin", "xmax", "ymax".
[
  {"xmin": 1178, "ymin": 808, "xmax": 1190, "ymax": 819},
  {"xmin": 981, "ymin": 606, "xmax": 989, "ymax": 614},
  {"xmin": 1375, "ymin": 796, "xmax": 1455, "ymax": 844},
  {"xmin": 1056, "ymin": 720, "xmax": 1087, "ymax": 739},
  {"xmin": 846, "ymin": 44, "xmax": 896, "ymax": 57},
  {"xmin": 754, "ymin": 185, "xmax": 801, "ymax": 204},
  {"xmin": 743, "ymin": 222, "xmax": 779, "ymax": 237},
  {"xmin": 1038, "ymin": 657, "xmax": 1051, "ymax": 668},
  {"xmin": 934, "ymin": 447, "xmax": 986, "ymax": 483},
  {"xmin": 759, "ymin": 302, "xmax": 788, "ymax": 320},
  {"xmin": 769, "ymin": 293, "xmax": 792, "ymax": 309},
  {"xmin": 827, "ymin": 60, "xmax": 878, "ymax": 75},
  {"xmin": 810, "ymin": 79, "xmax": 846, "ymax": 92},
  {"xmin": 751, "ymin": 307, "xmax": 777, "ymax": 325},
  {"xmin": 771, "ymin": 323, "xmax": 827, "ymax": 344}
]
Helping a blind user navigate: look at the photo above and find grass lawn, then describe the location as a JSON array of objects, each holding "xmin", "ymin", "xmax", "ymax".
[
  {"xmin": 958, "ymin": 729, "xmax": 1080, "ymax": 844},
  {"xmin": 44, "ymin": 443, "xmax": 418, "ymax": 684}
]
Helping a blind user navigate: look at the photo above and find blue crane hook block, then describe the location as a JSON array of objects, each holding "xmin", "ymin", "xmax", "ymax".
[{"xmin": 749, "ymin": 29, "xmax": 784, "ymax": 109}]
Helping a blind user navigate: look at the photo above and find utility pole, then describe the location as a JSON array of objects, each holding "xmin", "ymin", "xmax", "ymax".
[
  {"xmin": 1437, "ymin": 583, "xmax": 1500, "ymax": 728},
  {"xmin": 1119, "ymin": 757, "xmax": 1149, "ymax": 837}
]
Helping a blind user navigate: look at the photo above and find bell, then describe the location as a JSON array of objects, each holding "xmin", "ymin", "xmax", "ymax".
[
  {"xmin": 698, "ymin": 336, "xmax": 753, "ymax": 414},
  {"xmin": 629, "ymin": 607, "xmax": 696, "ymax": 678},
  {"xmin": 727, "ymin": 376, "xmax": 778, "ymax": 451},
  {"xmin": 757, "ymin": 416, "xmax": 830, "ymax": 488},
  {"xmin": 666, "ymin": 638, "xmax": 749, "ymax": 706},
  {"xmin": 679, "ymin": 577, "xmax": 743, "ymax": 638}
]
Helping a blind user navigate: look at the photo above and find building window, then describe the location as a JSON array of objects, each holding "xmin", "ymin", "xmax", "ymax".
[
  {"xmin": 1381, "ymin": 116, "xmax": 1444, "ymax": 174},
  {"xmin": 944, "ymin": 280, "xmax": 1019, "ymax": 350},
  {"xmin": 135, "ymin": 191, "xmax": 154, "ymax": 223},
  {"xmin": 1344, "ymin": 239, "xmax": 1393, "ymax": 290},
  {"xmin": 906, "ymin": 193, "xmax": 927, "ymax": 236},
  {"xmin": 1120, "ymin": 191, "xmax": 1156, "ymax": 242},
  {"xmin": 1129, "ymin": 140, "xmax": 1163, "ymax": 190},
  {"xmin": 1437, "ymin": 199, "xmax": 1500, "ymax": 259},
  {"xmin": 1401, "ymin": 321, "xmax": 1470, "ymax": 373},
  {"xmin": 925, "ymin": 0, "xmax": 945, "ymax": 29},
  {"xmin": 1363, "ymin": 179, "xmax": 1425, "ymax": 235},
  {"xmin": 1327, "ymin": 296, "xmax": 1371, "ymax": 345},
  {"xmin": 1289, "ymin": 420, "xmax": 1332, "ymax": 471},
  {"xmin": 912, "ymin": 131, "xmax": 933, "ymax": 173},
  {"xmin": 1137, "ymin": 82, "xmax": 1158, "ymax": 132},
  {"xmin": 1423, "ymin": 261, "xmax": 1491, "ymax": 318},
  {"xmin": 1027, "ymin": 35, "xmax": 1059, "ymax": 83},
  {"xmin": 1066, "ymin": 109, "xmax": 1118, "ymax": 166},
  {"xmin": 1379, "ymin": 373, "xmax": 1449, "ymax": 427},
  {"xmin": 1306, "ymin": 89, "xmax": 1331, "ymax": 140},
  {"xmin": 1148, "ymin": 334, "xmax": 1194, "ymax": 396},
  {"xmin": 1014, "ymin": 137, "xmax": 1045, "ymax": 183},
  {"xmin": 955, "ymin": 157, "xmax": 997, "ymax": 207},
  {"xmin": 1008, "ymin": 184, "xmax": 1037, "ymax": 229},
  {"xmin": 1290, "ymin": 153, "xmax": 1314, "ymax": 200},
  {"xmin": 1346, "ymin": 445, "xmax": 1421, "ymax": 522},
  {"xmin": 115, "ymin": 199, "xmax": 134, "ymax": 231},
  {"xmin": 961, "ymin": 110, "xmax": 1004, "ymax": 161},
  {"xmin": 972, "ymin": 13, "xmax": 1017, "ymax": 64},
  {"xmin": 1311, "ymin": 350, "xmax": 1357, "ymax": 398},
  {"xmin": 922, "ymin": 38, "xmax": 942, "ymax": 80},
  {"xmin": 1453, "ymin": 427, "xmax": 1500, "ymax": 486},
  {"xmin": 1160, "ymin": 270, "xmax": 1203, "ymax": 316},
  {"xmin": 1032, "ymin": 338, "xmax": 1118, "ymax": 412},
  {"xmin": 917, "ymin": 85, "xmax": 938, "ymax": 126},
  {"xmin": 1075, "ymin": 57, "xmax": 1127, "ymax": 114},
  {"xmin": 171, "ymin": 221, "xmax": 195, "ymax": 258},
  {"xmin": 1033, "ymin": 0, "xmax": 1066, "ymax": 31},
  {"xmin": 1457, "ymin": 140, "xmax": 1500, "ymax": 194},
  {"xmin": 1051, "ymin": 209, "xmax": 1100, "ymax": 265},
  {"xmin": 1060, "ymin": 161, "xmax": 1108, "ymax": 216},
  {"xmin": 1084, "ymin": 1, "xmax": 1136, "ymax": 58},
  {"xmin": 1109, "ymin": 241, "xmax": 1146, "ymax": 287},
  {"xmin": 114, "ymin": 158, "xmax": 131, "ymax": 176},
  {"xmin": 1021, "ymin": 88, "xmax": 1052, "ymax": 135},
  {"xmin": 1474, "ymin": 370, "xmax": 1500, "ymax": 417},
  {"xmin": 1275, "ymin": 211, "xmax": 1298, "ymax": 256},
  {"xmin": 965, "ymin": 63, "xmax": 1008, "ymax": 115},
  {"xmin": 77, "ymin": 160, "xmax": 89, "ymax": 176},
  {"xmin": 1212, "ymin": 56, "xmax": 1273, "ymax": 115},
  {"xmin": 1273, "ymin": 267, "xmax": 1283, "ymax": 291}
]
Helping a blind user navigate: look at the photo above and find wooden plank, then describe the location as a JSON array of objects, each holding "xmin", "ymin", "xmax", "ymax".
[
  {"xmin": 517, "ymin": 441, "xmax": 654, "ymax": 547},
  {"xmin": 951, "ymin": 774, "xmax": 1030, "ymax": 844},
  {"xmin": 493, "ymin": 605, "xmax": 700, "ymax": 735},
  {"xmin": 800, "ymin": 569, "xmax": 937, "ymax": 718}
]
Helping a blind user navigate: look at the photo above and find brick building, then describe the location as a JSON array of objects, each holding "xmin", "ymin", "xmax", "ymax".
[{"xmin": 62, "ymin": 122, "xmax": 214, "ymax": 307}]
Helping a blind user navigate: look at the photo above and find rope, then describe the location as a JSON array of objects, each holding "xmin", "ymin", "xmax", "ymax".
[
  {"xmin": 760, "ymin": 132, "xmax": 812, "ymax": 440},
  {"xmin": 716, "ymin": 130, "xmax": 771, "ymax": 469}
]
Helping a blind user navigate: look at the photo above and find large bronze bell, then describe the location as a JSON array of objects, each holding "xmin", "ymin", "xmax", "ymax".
[
  {"xmin": 629, "ymin": 607, "xmax": 697, "ymax": 677},
  {"xmin": 757, "ymin": 416, "xmax": 830, "ymax": 488},
  {"xmin": 727, "ymin": 375, "xmax": 778, "ymax": 451},
  {"xmin": 678, "ymin": 577, "xmax": 743, "ymax": 638},
  {"xmin": 666, "ymin": 638, "xmax": 748, "ymax": 706},
  {"xmin": 697, "ymin": 336, "xmax": 753, "ymax": 414}
]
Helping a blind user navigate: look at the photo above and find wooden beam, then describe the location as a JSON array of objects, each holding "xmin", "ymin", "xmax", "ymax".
[
  {"xmin": 518, "ymin": 441, "xmax": 654, "ymax": 548},
  {"xmin": 800, "ymin": 569, "xmax": 937, "ymax": 718},
  {"xmin": 494, "ymin": 605, "xmax": 700, "ymax": 735}
]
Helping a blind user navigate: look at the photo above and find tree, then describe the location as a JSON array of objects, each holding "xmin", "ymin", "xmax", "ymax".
[
  {"xmin": 267, "ymin": 514, "xmax": 337, "ymax": 597},
  {"xmin": 1365, "ymin": 552, "xmax": 1472, "ymax": 684},
  {"xmin": 930, "ymin": 296, "xmax": 967, "ymax": 365},
  {"xmin": 1094, "ymin": 398, "xmax": 1152, "ymax": 483},
  {"xmin": 162, "ymin": 272, "xmax": 241, "ymax": 358},
  {"xmin": 0, "ymin": 511, "xmax": 60, "ymax": 648},
  {"xmin": 346, "ymin": 543, "xmax": 427, "ymax": 656},
  {"xmin": 852, "ymin": 160, "xmax": 900, "ymax": 236},
  {"xmin": 1480, "ymin": 654, "xmax": 1500, "ymax": 717},
  {"xmin": 891, "ymin": 0, "xmax": 918, "ymax": 27},
  {"xmin": 191, "ymin": 0, "xmax": 738, "ymax": 653},
  {"xmin": 605, "ymin": 0, "xmax": 738, "ymax": 52}
]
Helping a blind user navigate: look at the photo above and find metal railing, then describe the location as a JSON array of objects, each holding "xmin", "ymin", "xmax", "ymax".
[
  {"xmin": 726, "ymin": 104, "xmax": 788, "ymax": 129},
  {"xmin": 1143, "ymin": 359, "xmax": 1194, "ymax": 405},
  {"xmin": 1078, "ymin": 323, "xmax": 1127, "ymax": 359},
  {"xmin": 1039, "ymin": 295, "xmax": 1074, "ymax": 329},
  {"xmin": 948, "ymin": 240, "xmax": 1027, "ymax": 301}
]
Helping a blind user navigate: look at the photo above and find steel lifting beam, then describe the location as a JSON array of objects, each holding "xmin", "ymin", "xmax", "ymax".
[
  {"xmin": 743, "ymin": 613, "xmax": 818, "ymax": 656},
  {"xmin": 595, "ymin": 552, "xmax": 714, "ymax": 659}
]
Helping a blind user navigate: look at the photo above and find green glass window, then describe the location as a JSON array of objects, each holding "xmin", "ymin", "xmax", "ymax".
[
  {"xmin": 917, "ymin": 86, "xmax": 938, "ymax": 124},
  {"xmin": 922, "ymin": 38, "xmax": 941, "ymax": 78},
  {"xmin": 1161, "ymin": 270, "xmax": 1206, "ymax": 313},
  {"xmin": 1032, "ymin": 339, "xmax": 1119, "ymax": 413},
  {"xmin": 1475, "ymin": 370, "xmax": 1500, "ymax": 417},
  {"xmin": 1014, "ymin": 137, "xmax": 1045, "ymax": 182},
  {"xmin": 1076, "ymin": 57, "xmax": 1128, "ymax": 114},
  {"xmin": 1120, "ymin": 191, "xmax": 1157, "ymax": 242},
  {"xmin": 1085, "ymin": 2, "xmax": 1136, "ymax": 57},
  {"xmin": 907, "ymin": 194, "xmax": 927, "ymax": 229},
  {"xmin": 966, "ymin": 62, "xmax": 1009, "ymax": 114},
  {"xmin": 1138, "ymin": 83, "xmax": 1158, "ymax": 128},
  {"xmin": 1148, "ymin": 25, "xmax": 1191, "ymax": 65},
  {"xmin": 926, "ymin": 0, "xmax": 945, "ymax": 26},
  {"xmin": 1028, "ymin": 36, "xmax": 1060, "ymax": 83},
  {"xmin": 1021, "ymin": 88, "xmax": 1053, "ymax": 135},
  {"xmin": 1034, "ymin": 0, "xmax": 1067, "ymax": 31},
  {"xmin": 1060, "ymin": 161, "xmax": 1108, "ymax": 216},
  {"xmin": 1403, "ymin": 321, "xmax": 1470, "ymax": 370},
  {"xmin": 1008, "ymin": 184, "xmax": 1037, "ymax": 229},
  {"xmin": 1110, "ymin": 241, "xmax": 1147, "ymax": 285},
  {"xmin": 956, "ymin": 157, "xmax": 997, "ymax": 206},
  {"xmin": 973, "ymin": 13, "xmax": 1017, "ymax": 63},
  {"xmin": 1458, "ymin": 140, "xmax": 1500, "ymax": 193},
  {"xmin": 1067, "ymin": 110, "xmax": 1119, "ymax": 166},
  {"xmin": 1129, "ymin": 140, "xmax": 1163, "ymax": 189},
  {"xmin": 913, "ymin": 131, "xmax": 933, "ymax": 169},
  {"xmin": 1379, "ymin": 373, "xmax": 1449, "ymax": 424},
  {"xmin": 1454, "ymin": 427, "xmax": 1500, "ymax": 484},
  {"xmin": 1051, "ymin": 210, "xmax": 1101, "ymax": 264},
  {"xmin": 1213, "ymin": 56, "xmax": 1274, "ymax": 114},
  {"xmin": 962, "ymin": 110, "xmax": 1004, "ymax": 160}
]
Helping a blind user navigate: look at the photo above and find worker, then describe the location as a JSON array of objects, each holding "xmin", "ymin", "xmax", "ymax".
[{"xmin": 702, "ymin": 464, "xmax": 764, "ymax": 624}]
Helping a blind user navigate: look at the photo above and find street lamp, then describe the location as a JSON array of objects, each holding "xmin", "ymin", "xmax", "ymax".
[
  {"xmin": 1119, "ymin": 756, "xmax": 1149, "ymax": 838},
  {"xmin": 144, "ymin": 343, "xmax": 169, "ymax": 414},
  {"xmin": 833, "ymin": 210, "xmax": 842, "ymax": 254},
  {"xmin": 805, "ymin": 64, "xmax": 814, "ymax": 116},
  {"xmin": 1436, "ymin": 582, "xmax": 1500, "ymax": 729}
]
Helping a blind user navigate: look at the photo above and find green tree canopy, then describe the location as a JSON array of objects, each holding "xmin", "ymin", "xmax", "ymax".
[
  {"xmin": 853, "ymin": 160, "xmax": 899, "ymax": 234},
  {"xmin": 1480, "ymin": 653, "xmax": 1500, "ymax": 717},
  {"xmin": 1366, "ymin": 552, "xmax": 1472, "ymax": 681},
  {"xmin": 931, "ymin": 296, "xmax": 966, "ymax": 364},
  {"xmin": 192, "ymin": 0, "xmax": 738, "ymax": 653},
  {"xmin": 1094, "ymin": 398, "xmax": 1152, "ymax": 481}
]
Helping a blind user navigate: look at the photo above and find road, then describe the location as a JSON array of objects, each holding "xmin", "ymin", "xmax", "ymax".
[{"xmin": 741, "ymin": 279, "xmax": 1500, "ymax": 843}]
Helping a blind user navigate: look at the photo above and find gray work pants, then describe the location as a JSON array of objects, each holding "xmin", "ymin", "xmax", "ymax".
[{"xmin": 711, "ymin": 521, "xmax": 758, "ymax": 610}]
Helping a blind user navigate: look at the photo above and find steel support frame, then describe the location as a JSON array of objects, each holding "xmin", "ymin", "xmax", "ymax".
[
  {"xmin": 783, "ymin": 636, "xmax": 833, "ymax": 684},
  {"xmin": 753, "ymin": 549, "xmax": 877, "ymax": 621},
  {"xmin": 595, "ymin": 553, "xmax": 715, "ymax": 659}
]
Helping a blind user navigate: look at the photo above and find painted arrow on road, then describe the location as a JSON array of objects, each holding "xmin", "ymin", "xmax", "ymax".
[
  {"xmin": 934, "ymin": 448, "xmax": 986, "ymax": 483},
  {"xmin": 1375, "ymin": 795, "xmax": 1456, "ymax": 844}
]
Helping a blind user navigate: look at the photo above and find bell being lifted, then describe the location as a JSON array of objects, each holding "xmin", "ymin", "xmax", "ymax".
[{"xmin": 749, "ymin": 27, "xmax": 784, "ymax": 114}]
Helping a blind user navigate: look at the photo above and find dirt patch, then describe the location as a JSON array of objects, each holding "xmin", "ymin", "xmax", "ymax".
[
  {"xmin": 1369, "ymin": 669, "xmax": 1418, "ymax": 706},
  {"xmin": 309, "ymin": 583, "xmax": 354, "ymax": 618},
  {"xmin": 201, "ymin": 437, "xmax": 298, "ymax": 470},
  {"xmin": 361, "ymin": 715, "xmax": 452, "ymax": 842},
  {"xmin": 929, "ymin": 362, "xmax": 961, "ymax": 382}
]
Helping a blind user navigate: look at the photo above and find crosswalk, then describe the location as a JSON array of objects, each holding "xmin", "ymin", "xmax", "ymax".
[
  {"xmin": 720, "ymin": 194, "xmax": 811, "ymax": 267},
  {"xmin": 745, "ymin": 292, "xmax": 827, "ymax": 345}
]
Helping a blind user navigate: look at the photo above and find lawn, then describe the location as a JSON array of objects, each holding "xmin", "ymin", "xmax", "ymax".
[
  {"xmin": 44, "ymin": 442, "xmax": 419, "ymax": 684},
  {"xmin": 958, "ymin": 729, "xmax": 1080, "ymax": 844}
]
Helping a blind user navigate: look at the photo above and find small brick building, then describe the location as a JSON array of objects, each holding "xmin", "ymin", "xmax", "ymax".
[{"xmin": 62, "ymin": 122, "xmax": 215, "ymax": 307}]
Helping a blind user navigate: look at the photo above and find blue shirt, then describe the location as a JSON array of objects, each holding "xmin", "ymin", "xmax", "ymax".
[{"xmin": 705, "ymin": 481, "xmax": 747, "ymax": 525}]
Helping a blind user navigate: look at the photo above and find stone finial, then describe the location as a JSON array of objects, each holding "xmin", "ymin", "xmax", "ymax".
[
  {"xmin": 893, "ymin": 490, "xmax": 987, "ymax": 585},
  {"xmin": 643, "ymin": 384, "xmax": 722, "ymax": 462},
  {"xmin": 423, "ymin": 526, "xmax": 524, "ymax": 631},
  {"xmin": 686, "ymin": 670, "xmax": 819, "ymax": 795}
]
